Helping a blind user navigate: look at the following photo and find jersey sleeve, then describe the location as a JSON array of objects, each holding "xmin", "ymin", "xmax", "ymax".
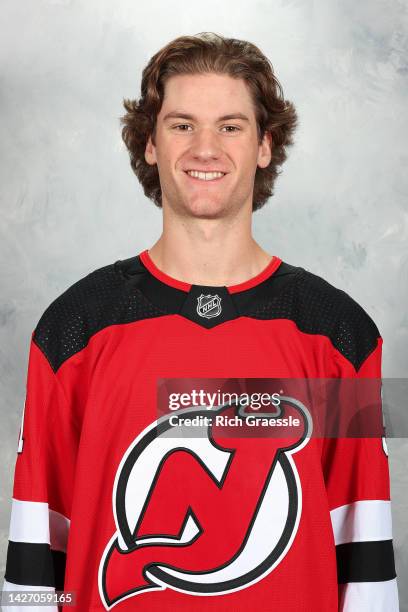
[
  {"xmin": 322, "ymin": 334, "xmax": 399, "ymax": 611},
  {"xmin": 2, "ymin": 331, "xmax": 79, "ymax": 612}
]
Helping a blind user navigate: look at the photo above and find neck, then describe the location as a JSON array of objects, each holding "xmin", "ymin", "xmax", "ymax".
[{"xmin": 147, "ymin": 205, "xmax": 272, "ymax": 287}]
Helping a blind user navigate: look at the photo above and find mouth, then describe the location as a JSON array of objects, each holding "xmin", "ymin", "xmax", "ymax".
[{"xmin": 183, "ymin": 170, "xmax": 228, "ymax": 183}]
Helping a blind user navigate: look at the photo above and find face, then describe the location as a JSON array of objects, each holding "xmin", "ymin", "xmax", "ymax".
[{"xmin": 144, "ymin": 72, "xmax": 272, "ymax": 218}]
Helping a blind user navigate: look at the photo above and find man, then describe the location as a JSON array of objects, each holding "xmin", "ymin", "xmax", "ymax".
[{"xmin": 2, "ymin": 33, "xmax": 399, "ymax": 611}]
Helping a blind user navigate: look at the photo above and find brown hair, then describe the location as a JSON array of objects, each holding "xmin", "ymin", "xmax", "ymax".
[{"xmin": 120, "ymin": 32, "xmax": 298, "ymax": 212}]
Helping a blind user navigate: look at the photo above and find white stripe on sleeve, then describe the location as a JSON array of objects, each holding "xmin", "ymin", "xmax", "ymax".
[
  {"xmin": 9, "ymin": 499, "xmax": 70, "ymax": 552},
  {"xmin": 330, "ymin": 499, "xmax": 392, "ymax": 544}
]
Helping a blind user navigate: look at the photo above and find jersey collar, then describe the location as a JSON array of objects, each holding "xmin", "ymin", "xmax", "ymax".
[
  {"xmin": 139, "ymin": 249, "xmax": 282, "ymax": 295},
  {"xmin": 117, "ymin": 250, "xmax": 289, "ymax": 330}
]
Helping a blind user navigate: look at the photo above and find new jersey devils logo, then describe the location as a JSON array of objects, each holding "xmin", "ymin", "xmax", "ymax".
[{"xmin": 98, "ymin": 396, "xmax": 312, "ymax": 609}]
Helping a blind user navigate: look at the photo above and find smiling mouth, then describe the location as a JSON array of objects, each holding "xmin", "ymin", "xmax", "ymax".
[{"xmin": 184, "ymin": 170, "xmax": 227, "ymax": 182}]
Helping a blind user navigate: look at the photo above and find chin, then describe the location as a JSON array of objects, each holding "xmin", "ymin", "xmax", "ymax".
[{"xmin": 185, "ymin": 199, "xmax": 230, "ymax": 219}]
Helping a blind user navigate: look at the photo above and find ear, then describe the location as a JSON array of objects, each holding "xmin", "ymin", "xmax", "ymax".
[
  {"xmin": 145, "ymin": 133, "xmax": 157, "ymax": 166},
  {"xmin": 257, "ymin": 130, "xmax": 272, "ymax": 169}
]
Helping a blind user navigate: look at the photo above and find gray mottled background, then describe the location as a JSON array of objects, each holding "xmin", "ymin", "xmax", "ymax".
[{"xmin": 1, "ymin": 0, "xmax": 407, "ymax": 608}]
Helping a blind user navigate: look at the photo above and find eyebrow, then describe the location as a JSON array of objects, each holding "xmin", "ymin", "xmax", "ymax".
[{"xmin": 162, "ymin": 111, "xmax": 250, "ymax": 123}]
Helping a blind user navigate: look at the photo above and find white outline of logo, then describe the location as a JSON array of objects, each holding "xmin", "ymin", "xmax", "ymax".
[{"xmin": 196, "ymin": 294, "xmax": 222, "ymax": 319}]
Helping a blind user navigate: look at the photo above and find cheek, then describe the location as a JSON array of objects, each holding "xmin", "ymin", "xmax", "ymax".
[
  {"xmin": 236, "ymin": 154, "xmax": 258, "ymax": 179},
  {"xmin": 227, "ymin": 141, "xmax": 258, "ymax": 166},
  {"xmin": 158, "ymin": 144, "xmax": 183, "ymax": 172},
  {"xmin": 154, "ymin": 151, "xmax": 172, "ymax": 175}
]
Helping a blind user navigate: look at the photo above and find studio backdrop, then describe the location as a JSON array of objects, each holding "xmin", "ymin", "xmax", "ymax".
[{"xmin": 1, "ymin": 0, "xmax": 407, "ymax": 609}]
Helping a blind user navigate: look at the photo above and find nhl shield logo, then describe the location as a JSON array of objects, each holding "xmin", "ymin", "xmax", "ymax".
[{"xmin": 196, "ymin": 293, "xmax": 222, "ymax": 319}]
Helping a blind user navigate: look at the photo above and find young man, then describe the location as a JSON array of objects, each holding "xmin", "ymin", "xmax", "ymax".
[{"xmin": 3, "ymin": 33, "xmax": 399, "ymax": 611}]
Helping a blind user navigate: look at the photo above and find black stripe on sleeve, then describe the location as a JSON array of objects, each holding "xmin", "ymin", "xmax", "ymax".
[
  {"xmin": 4, "ymin": 541, "xmax": 66, "ymax": 590},
  {"xmin": 336, "ymin": 539, "xmax": 397, "ymax": 583}
]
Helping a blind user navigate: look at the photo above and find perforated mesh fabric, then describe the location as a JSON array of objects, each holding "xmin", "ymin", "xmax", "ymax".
[
  {"xmin": 33, "ymin": 257, "xmax": 380, "ymax": 374},
  {"xmin": 244, "ymin": 269, "xmax": 380, "ymax": 372},
  {"xmin": 33, "ymin": 262, "xmax": 167, "ymax": 372}
]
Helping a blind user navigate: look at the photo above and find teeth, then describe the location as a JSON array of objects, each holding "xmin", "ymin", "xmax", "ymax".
[{"xmin": 187, "ymin": 170, "xmax": 225, "ymax": 180}]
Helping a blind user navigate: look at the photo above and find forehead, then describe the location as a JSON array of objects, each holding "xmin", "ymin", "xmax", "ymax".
[{"xmin": 159, "ymin": 73, "xmax": 256, "ymax": 119}]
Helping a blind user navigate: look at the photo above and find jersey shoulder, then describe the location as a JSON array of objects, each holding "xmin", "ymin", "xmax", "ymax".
[
  {"xmin": 299, "ymin": 271, "xmax": 380, "ymax": 370},
  {"xmin": 32, "ymin": 256, "xmax": 163, "ymax": 372},
  {"xmin": 294, "ymin": 266, "xmax": 380, "ymax": 371},
  {"xmin": 251, "ymin": 262, "xmax": 381, "ymax": 372}
]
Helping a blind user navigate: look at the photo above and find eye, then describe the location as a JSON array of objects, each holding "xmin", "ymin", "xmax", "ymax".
[
  {"xmin": 171, "ymin": 124, "xmax": 241, "ymax": 133},
  {"xmin": 222, "ymin": 126, "xmax": 241, "ymax": 132},
  {"xmin": 172, "ymin": 124, "xmax": 192, "ymax": 131}
]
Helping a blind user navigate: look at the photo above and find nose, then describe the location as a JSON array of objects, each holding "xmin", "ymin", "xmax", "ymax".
[{"xmin": 189, "ymin": 127, "xmax": 223, "ymax": 161}]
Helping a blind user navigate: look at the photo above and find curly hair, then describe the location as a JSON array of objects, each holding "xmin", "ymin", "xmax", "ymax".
[{"xmin": 120, "ymin": 32, "xmax": 298, "ymax": 212}]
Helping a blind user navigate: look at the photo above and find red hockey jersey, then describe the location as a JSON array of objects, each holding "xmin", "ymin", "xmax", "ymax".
[{"xmin": 2, "ymin": 250, "xmax": 399, "ymax": 611}]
